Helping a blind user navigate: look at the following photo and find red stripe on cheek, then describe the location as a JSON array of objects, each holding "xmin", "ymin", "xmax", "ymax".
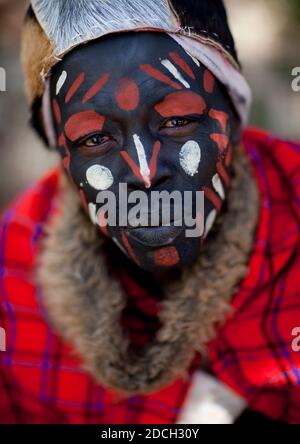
[
  {"xmin": 153, "ymin": 246, "xmax": 180, "ymax": 267},
  {"xmin": 217, "ymin": 161, "xmax": 231, "ymax": 187},
  {"xmin": 169, "ymin": 52, "xmax": 196, "ymax": 80},
  {"xmin": 79, "ymin": 190, "xmax": 88, "ymax": 211},
  {"xmin": 210, "ymin": 133, "xmax": 229, "ymax": 154},
  {"xmin": 225, "ymin": 144, "xmax": 233, "ymax": 167},
  {"xmin": 155, "ymin": 91, "xmax": 206, "ymax": 117},
  {"xmin": 64, "ymin": 111, "xmax": 105, "ymax": 142},
  {"xmin": 203, "ymin": 186, "xmax": 223, "ymax": 213},
  {"xmin": 149, "ymin": 141, "xmax": 161, "ymax": 180},
  {"xmin": 120, "ymin": 151, "xmax": 147, "ymax": 187},
  {"xmin": 121, "ymin": 231, "xmax": 140, "ymax": 265},
  {"xmin": 140, "ymin": 64, "xmax": 182, "ymax": 90},
  {"xmin": 115, "ymin": 77, "xmax": 140, "ymax": 111},
  {"xmin": 65, "ymin": 72, "xmax": 85, "ymax": 103},
  {"xmin": 52, "ymin": 99, "xmax": 61, "ymax": 124},
  {"xmin": 82, "ymin": 73, "xmax": 110, "ymax": 104},
  {"xmin": 209, "ymin": 109, "xmax": 228, "ymax": 133},
  {"xmin": 203, "ymin": 69, "xmax": 215, "ymax": 93}
]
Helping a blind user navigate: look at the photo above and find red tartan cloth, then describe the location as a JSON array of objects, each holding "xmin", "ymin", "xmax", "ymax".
[{"xmin": 1, "ymin": 128, "xmax": 300, "ymax": 424}]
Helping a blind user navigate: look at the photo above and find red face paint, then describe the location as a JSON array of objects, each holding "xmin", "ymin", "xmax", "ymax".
[
  {"xmin": 65, "ymin": 72, "xmax": 85, "ymax": 104},
  {"xmin": 82, "ymin": 73, "xmax": 110, "ymax": 104},
  {"xmin": 203, "ymin": 69, "xmax": 215, "ymax": 94},
  {"xmin": 216, "ymin": 161, "xmax": 231, "ymax": 187},
  {"xmin": 121, "ymin": 231, "xmax": 140, "ymax": 266},
  {"xmin": 154, "ymin": 90, "xmax": 207, "ymax": 117},
  {"xmin": 153, "ymin": 246, "xmax": 180, "ymax": 267},
  {"xmin": 203, "ymin": 186, "xmax": 223, "ymax": 213},
  {"xmin": 52, "ymin": 99, "xmax": 61, "ymax": 124},
  {"xmin": 210, "ymin": 133, "xmax": 229, "ymax": 154},
  {"xmin": 149, "ymin": 141, "xmax": 161, "ymax": 181},
  {"xmin": 64, "ymin": 111, "xmax": 105, "ymax": 142},
  {"xmin": 209, "ymin": 109, "xmax": 228, "ymax": 133},
  {"xmin": 115, "ymin": 77, "xmax": 140, "ymax": 111},
  {"xmin": 140, "ymin": 64, "xmax": 182, "ymax": 90},
  {"xmin": 168, "ymin": 52, "xmax": 196, "ymax": 80}
]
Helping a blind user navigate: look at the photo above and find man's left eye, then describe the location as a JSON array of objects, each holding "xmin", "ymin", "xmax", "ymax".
[
  {"xmin": 84, "ymin": 134, "xmax": 110, "ymax": 147},
  {"xmin": 163, "ymin": 118, "xmax": 190, "ymax": 128}
]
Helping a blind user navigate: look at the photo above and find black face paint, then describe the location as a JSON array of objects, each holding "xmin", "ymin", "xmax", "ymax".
[{"xmin": 50, "ymin": 31, "xmax": 237, "ymax": 272}]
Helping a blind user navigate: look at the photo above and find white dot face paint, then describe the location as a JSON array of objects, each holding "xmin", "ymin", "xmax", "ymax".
[
  {"xmin": 88, "ymin": 202, "xmax": 98, "ymax": 225},
  {"xmin": 212, "ymin": 174, "xmax": 225, "ymax": 200},
  {"xmin": 179, "ymin": 141, "xmax": 201, "ymax": 177},
  {"xmin": 161, "ymin": 59, "xmax": 190, "ymax": 89},
  {"xmin": 133, "ymin": 134, "xmax": 151, "ymax": 188},
  {"xmin": 56, "ymin": 70, "xmax": 67, "ymax": 95},
  {"xmin": 86, "ymin": 165, "xmax": 114, "ymax": 191},
  {"xmin": 204, "ymin": 209, "xmax": 217, "ymax": 238}
]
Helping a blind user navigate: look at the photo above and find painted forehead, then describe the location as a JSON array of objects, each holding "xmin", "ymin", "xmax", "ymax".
[{"xmin": 50, "ymin": 32, "xmax": 216, "ymax": 116}]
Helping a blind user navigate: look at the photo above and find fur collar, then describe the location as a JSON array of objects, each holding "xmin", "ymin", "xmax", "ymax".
[{"xmin": 37, "ymin": 147, "xmax": 259, "ymax": 395}]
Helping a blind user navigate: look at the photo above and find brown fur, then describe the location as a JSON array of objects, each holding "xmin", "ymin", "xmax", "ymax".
[
  {"xmin": 21, "ymin": 17, "xmax": 56, "ymax": 104},
  {"xmin": 37, "ymin": 147, "xmax": 260, "ymax": 395}
]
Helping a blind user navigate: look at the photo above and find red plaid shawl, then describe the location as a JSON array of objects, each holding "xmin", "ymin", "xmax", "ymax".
[{"xmin": 1, "ymin": 128, "xmax": 300, "ymax": 424}]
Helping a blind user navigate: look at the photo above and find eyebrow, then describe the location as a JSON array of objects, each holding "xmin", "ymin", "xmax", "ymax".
[
  {"xmin": 154, "ymin": 90, "xmax": 207, "ymax": 117},
  {"xmin": 64, "ymin": 110, "xmax": 105, "ymax": 141}
]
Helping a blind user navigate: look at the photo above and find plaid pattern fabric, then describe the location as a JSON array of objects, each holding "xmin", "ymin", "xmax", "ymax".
[
  {"xmin": 209, "ymin": 128, "xmax": 300, "ymax": 423},
  {"xmin": 0, "ymin": 128, "xmax": 300, "ymax": 423}
]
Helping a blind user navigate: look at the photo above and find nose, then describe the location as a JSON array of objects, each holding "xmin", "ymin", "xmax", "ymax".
[{"xmin": 120, "ymin": 134, "xmax": 171, "ymax": 191}]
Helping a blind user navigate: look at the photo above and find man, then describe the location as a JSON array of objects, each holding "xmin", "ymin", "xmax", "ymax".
[{"xmin": 0, "ymin": 0, "xmax": 300, "ymax": 424}]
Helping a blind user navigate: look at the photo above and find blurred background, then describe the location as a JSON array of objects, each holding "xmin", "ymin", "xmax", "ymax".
[{"xmin": 0, "ymin": 0, "xmax": 299, "ymax": 209}]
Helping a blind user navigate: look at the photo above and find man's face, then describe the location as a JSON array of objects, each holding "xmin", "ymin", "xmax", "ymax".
[{"xmin": 50, "ymin": 32, "xmax": 236, "ymax": 272}]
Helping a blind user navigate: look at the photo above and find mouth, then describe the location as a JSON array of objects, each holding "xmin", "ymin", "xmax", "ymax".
[{"xmin": 125, "ymin": 223, "xmax": 184, "ymax": 247}]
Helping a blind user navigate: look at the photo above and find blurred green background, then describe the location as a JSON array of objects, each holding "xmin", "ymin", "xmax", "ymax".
[{"xmin": 0, "ymin": 0, "xmax": 299, "ymax": 209}]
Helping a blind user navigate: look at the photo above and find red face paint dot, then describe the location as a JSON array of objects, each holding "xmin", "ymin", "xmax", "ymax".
[
  {"xmin": 153, "ymin": 246, "xmax": 180, "ymax": 267},
  {"xmin": 115, "ymin": 77, "xmax": 140, "ymax": 111},
  {"xmin": 203, "ymin": 69, "xmax": 215, "ymax": 94}
]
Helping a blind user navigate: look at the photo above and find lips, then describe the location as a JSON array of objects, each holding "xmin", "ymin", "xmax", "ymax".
[{"xmin": 125, "ymin": 224, "xmax": 184, "ymax": 247}]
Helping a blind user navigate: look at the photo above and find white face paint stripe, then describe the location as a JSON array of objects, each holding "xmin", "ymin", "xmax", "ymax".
[
  {"xmin": 204, "ymin": 209, "xmax": 217, "ymax": 238},
  {"xmin": 112, "ymin": 237, "xmax": 128, "ymax": 257},
  {"xmin": 86, "ymin": 165, "xmax": 114, "ymax": 191},
  {"xmin": 212, "ymin": 174, "xmax": 225, "ymax": 200},
  {"xmin": 179, "ymin": 141, "xmax": 201, "ymax": 176},
  {"xmin": 56, "ymin": 70, "xmax": 67, "ymax": 95},
  {"xmin": 161, "ymin": 59, "xmax": 191, "ymax": 89},
  {"xmin": 88, "ymin": 202, "xmax": 98, "ymax": 225},
  {"xmin": 133, "ymin": 134, "xmax": 151, "ymax": 188}
]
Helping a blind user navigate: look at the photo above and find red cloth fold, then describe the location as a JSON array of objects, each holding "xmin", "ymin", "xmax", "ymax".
[{"xmin": 1, "ymin": 128, "xmax": 300, "ymax": 423}]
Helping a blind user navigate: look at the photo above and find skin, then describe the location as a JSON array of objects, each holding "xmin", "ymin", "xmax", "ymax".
[{"xmin": 50, "ymin": 31, "xmax": 238, "ymax": 272}]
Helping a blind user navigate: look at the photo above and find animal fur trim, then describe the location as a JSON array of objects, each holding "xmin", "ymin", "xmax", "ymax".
[{"xmin": 37, "ymin": 147, "xmax": 259, "ymax": 395}]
